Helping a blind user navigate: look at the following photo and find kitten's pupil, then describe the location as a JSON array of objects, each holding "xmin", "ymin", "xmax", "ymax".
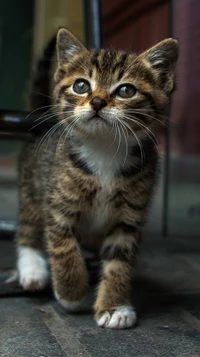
[
  {"xmin": 79, "ymin": 82, "xmax": 85, "ymax": 89},
  {"xmin": 117, "ymin": 84, "xmax": 136, "ymax": 98},
  {"xmin": 73, "ymin": 79, "xmax": 90, "ymax": 94}
]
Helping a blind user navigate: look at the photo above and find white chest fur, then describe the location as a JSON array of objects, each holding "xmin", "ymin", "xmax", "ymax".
[
  {"xmin": 75, "ymin": 134, "xmax": 132, "ymax": 246},
  {"xmin": 77, "ymin": 133, "xmax": 137, "ymax": 180},
  {"xmin": 78, "ymin": 181, "xmax": 114, "ymax": 250},
  {"xmin": 73, "ymin": 133, "xmax": 138, "ymax": 249}
]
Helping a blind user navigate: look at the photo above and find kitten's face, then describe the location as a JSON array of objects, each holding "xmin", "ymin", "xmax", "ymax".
[{"xmin": 54, "ymin": 29, "xmax": 179, "ymax": 139}]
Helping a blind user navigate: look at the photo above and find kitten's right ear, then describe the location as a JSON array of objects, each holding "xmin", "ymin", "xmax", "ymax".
[{"xmin": 57, "ymin": 28, "xmax": 86, "ymax": 65}]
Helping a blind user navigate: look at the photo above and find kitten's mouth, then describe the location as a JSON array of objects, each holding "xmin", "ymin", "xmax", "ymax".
[{"xmin": 88, "ymin": 114, "xmax": 108, "ymax": 124}]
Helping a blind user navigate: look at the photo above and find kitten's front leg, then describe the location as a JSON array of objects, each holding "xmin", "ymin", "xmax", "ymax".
[
  {"xmin": 45, "ymin": 211, "xmax": 89, "ymax": 311},
  {"xmin": 95, "ymin": 226, "xmax": 140, "ymax": 329}
]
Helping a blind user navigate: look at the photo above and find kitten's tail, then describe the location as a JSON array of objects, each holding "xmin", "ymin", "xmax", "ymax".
[{"xmin": 29, "ymin": 34, "xmax": 57, "ymax": 111}]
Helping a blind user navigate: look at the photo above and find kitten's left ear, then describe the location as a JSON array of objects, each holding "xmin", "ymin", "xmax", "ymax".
[
  {"xmin": 139, "ymin": 38, "xmax": 179, "ymax": 92},
  {"xmin": 57, "ymin": 28, "xmax": 87, "ymax": 65}
]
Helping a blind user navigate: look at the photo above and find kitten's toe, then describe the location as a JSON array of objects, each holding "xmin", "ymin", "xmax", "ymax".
[
  {"xmin": 55, "ymin": 291, "xmax": 85, "ymax": 312},
  {"xmin": 96, "ymin": 311, "xmax": 111, "ymax": 327},
  {"xmin": 96, "ymin": 306, "xmax": 137, "ymax": 329},
  {"xmin": 108, "ymin": 306, "xmax": 137, "ymax": 329}
]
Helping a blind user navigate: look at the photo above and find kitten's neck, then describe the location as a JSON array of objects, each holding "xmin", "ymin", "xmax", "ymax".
[{"xmin": 68, "ymin": 132, "xmax": 140, "ymax": 180}]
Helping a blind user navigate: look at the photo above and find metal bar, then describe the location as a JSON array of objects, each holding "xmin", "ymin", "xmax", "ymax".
[
  {"xmin": 84, "ymin": 0, "xmax": 102, "ymax": 49},
  {"xmin": 0, "ymin": 222, "xmax": 15, "ymax": 240},
  {"xmin": 0, "ymin": 110, "xmax": 55, "ymax": 136},
  {"xmin": 162, "ymin": 0, "xmax": 173, "ymax": 238}
]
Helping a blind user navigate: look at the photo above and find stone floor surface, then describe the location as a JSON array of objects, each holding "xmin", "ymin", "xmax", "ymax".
[{"xmin": 0, "ymin": 233, "xmax": 200, "ymax": 357}]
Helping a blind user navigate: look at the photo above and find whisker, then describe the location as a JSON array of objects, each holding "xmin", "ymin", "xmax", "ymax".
[
  {"xmin": 34, "ymin": 121, "xmax": 63, "ymax": 155},
  {"xmin": 36, "ymin": 109, "xmax": 77, "ymax": 122},
  {"xmin": 35, "ymin": 114, "xmax": 77, "ymax": 154},
  {"xmin": 126, "ymin": 109, "xmax": 178, "ymax": 125},
  {"xmin": 107, "ymin": 121, "xmax": 118, "ymax": 150},
  {"xmin": 58, "ymin": 116, "xmax": 80, "ymax": 150},
  {"xmin": 34, "ymin": 107, "xmax": 72, "ymax": 122},
  {"xmin": 107, "ymin": 121, "xmax": 115, "ymax": 137},
  {"xmin": 25, "ymin": 104, "xmax": 61, "ymax": 120},
  {"xmin": 124, "ymin": 116, "xmax": 160, "ymax": 154},
  {"xmin": 46, "ymin": 114, "xmax": 78, "ymax": 151},
  {"xmin": 33, "ymin": 108, "xmax": 79, "ymax": 129},
  {"xmin": 32, "ymin": 91, "xmax": 56, "ymax": 101},
  {"xmin": 109, "ymin": 121, "xmax": 122, "ymax": 165},
  {"xmin": 124, "ymin": 114, "xmax": 159, "ymax": 146},
  {"xmin": 118, "ymin": 120, "xmax": 128, "ymax": 166},
  {"xmin": 45, "ymin": 119, "xmax": 69, "ymax": 148},
  {"xmin": 30, "ymin": 113, "xmax": 60, "ymax": 130},
  {"xmin": 34, "ymin": 108, "xmax": 57, "ymax": 122},
  {"xmin": 122, "ymin": 120, "xmax": 144, "ymax": 171}
]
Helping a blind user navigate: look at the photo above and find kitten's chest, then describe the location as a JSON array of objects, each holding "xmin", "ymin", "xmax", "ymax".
[{"xmin": 78, "ymin": 181, "xmax": 115, "ymax": 249}]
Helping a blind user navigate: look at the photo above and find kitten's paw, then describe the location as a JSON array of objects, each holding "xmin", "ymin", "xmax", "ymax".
[
  {"xmin": 96, "ymin": 306, "xmax": 137, "ymax": 329},
  {"xmin": 17, "ymin": 247, "xmax": 49, "ymax": 291},
  {"xmin": 19, "ymin": 269, "xmax": 48, "ymax": 291},
  {"xmin": 55, "ymin": 291, "xmax": 85, "ymax": 312}
]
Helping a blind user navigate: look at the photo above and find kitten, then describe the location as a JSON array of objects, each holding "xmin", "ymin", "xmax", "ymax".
[{"xmin": 16, "ymin": 28, "xmax": 179, "ymax": 329}]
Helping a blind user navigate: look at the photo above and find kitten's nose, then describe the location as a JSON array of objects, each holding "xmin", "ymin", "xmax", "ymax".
[{"xmin": 90, "ymin": 96, "xmax": 107, "ymax": 111}]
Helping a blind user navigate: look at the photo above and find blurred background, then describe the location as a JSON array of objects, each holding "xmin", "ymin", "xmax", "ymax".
[{"xmin": 0, "ymin": 0, "xmax": 199, "ymax": 238}]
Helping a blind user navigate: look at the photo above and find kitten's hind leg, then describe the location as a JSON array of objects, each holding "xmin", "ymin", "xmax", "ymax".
[{"xmin": 16, "ymin": 200, "xmax": 49, "ymax": 291}]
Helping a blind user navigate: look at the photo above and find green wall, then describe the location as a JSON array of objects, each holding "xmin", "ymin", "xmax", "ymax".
[{"xmin": 0, "ymin": 0, "xmax": 34, "ymax": 111}]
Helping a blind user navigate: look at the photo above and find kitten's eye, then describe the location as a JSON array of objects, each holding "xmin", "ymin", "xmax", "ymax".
[
  {"xmin": 73, "ymin": 79, "xmax": 90, "ymax": 94},
  {"xmin": 116, "ymin": 84, "xmax": 136, "ymax": 98}
]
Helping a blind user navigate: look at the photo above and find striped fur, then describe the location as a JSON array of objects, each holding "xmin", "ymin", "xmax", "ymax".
[{"xmin": 16, "ymin": 28, "xmax": 179, "ymax": 329}]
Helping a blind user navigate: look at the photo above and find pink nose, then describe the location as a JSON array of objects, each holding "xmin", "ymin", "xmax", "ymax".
[{"xmin": 90, "ymin": 96, "xmax": 107, "ymax": 111}]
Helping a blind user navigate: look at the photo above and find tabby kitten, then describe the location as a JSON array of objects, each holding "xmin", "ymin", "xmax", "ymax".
[{"xmin": 16, "ymin": 28, "xmax": 178, "ymax": 329}]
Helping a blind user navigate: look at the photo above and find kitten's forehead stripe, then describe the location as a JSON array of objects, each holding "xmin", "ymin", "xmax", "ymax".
[
  {"xmin": 129, "ymin": 64, "xmax": 156, "ymax": 86},
  {"xmin": 88, "ymin": 69, "xmax": 92, "ymax": 78},
  {"xmin": 112, "ymin": 53, "xmax": 128, "ymax": 73},
  {"xmin": 91, "ymin": 50, "xmax": 124, "ymax": 74},
  {"xmin": 91, "ymin": 50, "xmax": 100, "ymax": 70},
  {"xmin": 117, "ymin": 70, "xmax": 124, "ymax": 81},
  {"xmin": 101, "ymin": 50, "xmax": 118, "ymax": 70}
]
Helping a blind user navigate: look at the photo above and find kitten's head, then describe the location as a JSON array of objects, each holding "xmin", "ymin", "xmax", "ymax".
[{"xmin": 54, "ymin": 28, "xmax": 179, "ymax": 139}]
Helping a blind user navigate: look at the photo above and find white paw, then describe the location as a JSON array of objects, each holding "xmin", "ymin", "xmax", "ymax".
[
  {"xmin": 96, "ymin": 306, "xmax": 137, "ymax": 329},
  {"xmin": 17, "ymin": 247, "xmax": 49, "ymax": 291},
  {"xmin": 55, "ymin": 291, "xmax": 85, "ymax": 312}
]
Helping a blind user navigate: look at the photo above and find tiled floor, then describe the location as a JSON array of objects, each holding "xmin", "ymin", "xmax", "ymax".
[{"xmin": 0, "ymin": 233, "xmax": 200, "ymax": 357}]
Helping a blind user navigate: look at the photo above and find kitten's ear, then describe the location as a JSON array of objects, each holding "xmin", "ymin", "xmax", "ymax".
[
  {"xmin": 139, "ymin": 38, "xmax": 179, "ymax": 92},
  {"xmin": 57, "ymin": 28, "xmax": 86, "ymax": 65}
]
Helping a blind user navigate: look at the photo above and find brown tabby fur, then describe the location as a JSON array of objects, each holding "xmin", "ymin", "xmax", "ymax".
[{"xmin": 16, "ymin": 28, "xmax": 179, "ymax": 328}]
